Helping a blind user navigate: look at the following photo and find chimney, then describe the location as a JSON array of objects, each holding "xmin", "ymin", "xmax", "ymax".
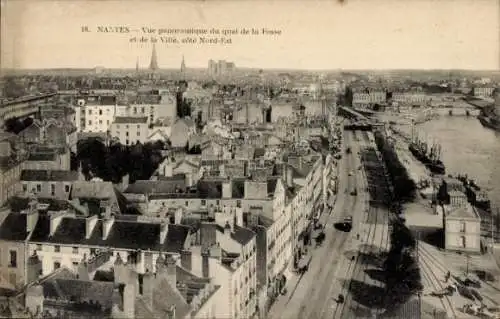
[
  {"xmin": 160, "ymin": 222, "xmax": 169, "ymax": 244},
  {"xmin": 144, "ymin": 251, "xmax": 153, "ymax": 272},
  {"xmin": 26, "ymin": 209, "xmax": 39, "ymax": 233},
  {"xmin": 174, "ymin": 207, "xmax": 183, "ymax": 225},
  {"xmin": 286, "ymin": 164, "xmax": 293, "ymax": 188},
  {"xmin": 234, "ymin": 207, "xmax": 243, "ymax": 227},
  {"xmin": 27, "ymin": 251, "xmax": 43, "ymax": 283},
  {"xmin": 222, "ymin": 181, "xmax": 232, "ymax": 199},
  {"xmin": 180, "ymin": 250, "xmax": 192, "ymax": 271},
  {"xmin": 113, "ymin": 254, "xmax": 128, "ymax": 284},
  {"xmin": 77, "ymin": 262, "xmax": 90, "ymax": 281},
  {"xmin": 165, "ymin": 256, "xmax": 177, "ymax": 288},
  {"xmin": 102, "ymin": 216, "xmax": 115, "ymax": 240},
  {"xmin": 49, "ymin": 213, "xmax": 65, "ymax": 236},
  {"xmin": 224, "ymin": 221, "xmax": 232, "ymax": 235},
  {"xmin": 202, "ymin": 251, "xmax": 209, "ymax": 278},
  {"xmin": 142, "ymin": 270, "xmax": 154, "ymax": 309},
  {"xmin": 85, "ymin": 215, "xmax": 98, "ymax": 239}
]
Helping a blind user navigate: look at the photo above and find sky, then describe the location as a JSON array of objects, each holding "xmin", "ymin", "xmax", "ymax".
[{"xmin": 1, "ymin": 0, "xmax": 499, "ymax": 70}]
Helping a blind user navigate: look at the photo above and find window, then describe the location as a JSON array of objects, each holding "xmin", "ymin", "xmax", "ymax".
[
  {"xmin": 460, "ymin": 236, "xmax": 466, "ymax": 248},
  {"xmin": 90, "ymin": 248, "xmax": 96, "ymax": 255},
  {"xmin": 237, "ymin": 200, "xmax": 242, "ymax": 208},
  {"xmin": 88, "ymin": 110, "xmax": 92, "ymax": 115},
  {"xmin": 133, "ymin": 108, "xmax": 137, "ymax": 114},
  {"xmin": 126, "ymin": 132, "xmax": 129, "ymax": 137},
  {"xmin": 36, "ymin": 184, "xmax": 41, "ymax": 192},
  {"xmin": 54, "ymin": 246, "xmax": 60, "ymax": 253},
  {"xmin": 201, "ymin": 200, "xmax": 206, "ymax": 206},
  {"xmin": 36, "ymin": 244, "xmax": 42, "ymax": 251},
  {"xmin": 9, "ymin": 250, "xmax": 17, "ymax": 268},
  {"xmin": 216, "ymin": 200, "xmax": 220, "ymax": 205},
  {"xmin": 107, "ymin": 120, "xmax": 110, "ymax": 125},
  {"xmin": 88, "ymin": 120, "xmax": 92, "ymax": 125},
  {"xmin": 185, "ymin": 201, "xmax": 189, "ymax": 207},
  {"xmin": 54, "ymin": 262, "xmax": 61, "ymax": 270},
  {"xmin": 137, "ymin": 131, "xmax": 140, "ymax": 136},
  {"xmin": 65, "ymin": 185, "xmax": 70, "ymax": 193},
  {"xmin": 126, "ymin": 140, "xmax": 129, "ymax": 145},
  {"xmin": 141, "ymin": 107, "xmax": 145, "ymax": 114},
  {"xmin": 460, "ymin": 221, "xmax": 466, "ymax": 232},
  {"xmin": 99, "ymin": 120, "xmax": 103, "ymax": 124},
  {"xmin": 99, "ymin": 110, "xmax": 103, "ymax": 115},
  {"xmin": 72, "ymin": 247, "xmax": 78, "ymax": 254},
  {"xmin": 126, "ymin": 125, "xmax": 129, "ymax": 129},
  {"xmin": 22, "ymin": 184, "xmax": 27, "ymax": 192},
  {"xmin": 50, "ymin": 184, "xmax": 55, "ymax": 196},
  {"xmin": 72, "ymin": 262, "xmax": 79, "ymax": 268},
  {"xmin": 117, "ymin": 124, "xmax": 120, "ymax": 129}
]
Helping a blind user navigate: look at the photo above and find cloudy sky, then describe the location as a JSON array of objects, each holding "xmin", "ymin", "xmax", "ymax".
[{"xmin": 1, "ymin": 0, "xmax": 499, "ymax": 70}]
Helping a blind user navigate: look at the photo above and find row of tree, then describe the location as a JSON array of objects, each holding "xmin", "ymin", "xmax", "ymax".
[
  {"xmin": 373, "ymin": 132, "xmax": 416, "ymax": 202},
  {"xmin": 373, "ymin": 131, "xmax": 423, "ymax": 311},
  {"xmin": 76, "ymin": 138, "xmax": 166, "ymax": 184}
]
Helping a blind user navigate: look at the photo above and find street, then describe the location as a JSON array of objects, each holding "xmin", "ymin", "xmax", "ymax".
[{"xmin": 268, "ymin": 129, "xmax": 370, "ymax": 319}]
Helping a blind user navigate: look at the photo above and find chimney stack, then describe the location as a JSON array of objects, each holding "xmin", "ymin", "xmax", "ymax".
[
  {"xmin": 222, "ymin": 181, "xmax": 232, "ymax": 199},
  {"xmin": 85, "ymin": 215, "xmax": 98, "ymax": 239},
  {"xmin": 102, "ymin": 216, "xmax": 115, "ymax": 240},
  {"xmin": 49, "ymin": 212, "xmax": 65, "ymax": 236},
  {"xmin": 160, "ymin": 222, "xmax": 169, "ymax": 244},
  {"xmin": 202, "ymin": 251, "xmax": 210, "ymax": 278}
]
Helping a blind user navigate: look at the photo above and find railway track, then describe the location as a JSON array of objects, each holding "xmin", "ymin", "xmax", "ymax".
[{"xmin": 418, "ymin": 242, "xmax": 458, "ymax": 318}]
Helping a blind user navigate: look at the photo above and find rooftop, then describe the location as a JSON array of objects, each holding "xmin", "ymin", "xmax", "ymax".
[
  {"xmin": 114, "ymin": 116, "xmax": 148, "ymax": 124},
  {"xmin": 20, "ymin": 169, "xmax": 79, "ymax": 182},
  {"xmin": 29, "ymin": 216, "xmax": 191, "ymax": 252}
]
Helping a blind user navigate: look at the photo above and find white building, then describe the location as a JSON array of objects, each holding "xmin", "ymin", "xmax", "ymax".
[
  {"xmin": 110, "ymin": 116, "xmax": 149, "ymax": 145},
  {"xmin": 76, "ymin": 95, "xmax": 117, "ymax": 133}
]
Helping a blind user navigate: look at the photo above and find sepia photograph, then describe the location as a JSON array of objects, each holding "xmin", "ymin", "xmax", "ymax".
[{"xmin": 0, "ymin": 0, "xmax": 500, "ymax": 318}]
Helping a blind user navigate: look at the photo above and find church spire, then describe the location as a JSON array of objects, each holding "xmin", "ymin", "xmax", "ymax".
[
  {"xmin": 149, "ymin": 43, "xmax": 159, "ymax": 71},
  {"xmin": 180, "ymin": 55, "xmax": 186, "ymax": 75}
]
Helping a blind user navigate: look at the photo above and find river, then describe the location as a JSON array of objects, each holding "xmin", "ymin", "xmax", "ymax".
[{"xmin": 414, "ymin": 116, "xmax": 500, "ymax": 211}]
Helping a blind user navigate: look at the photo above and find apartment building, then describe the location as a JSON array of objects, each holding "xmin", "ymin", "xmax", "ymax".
[
  {"xmin": 187, "ymin": 218, "xmax": 258, "ymax": 319},
  {"xmin": 473, "ymin": 86, "xmax": 495, "ymax": 98},
  {"xmin": 0, "ymin": 133, "xmax": 27, "ymax": 206},
  {"xmin": 22, "ymin": 146, "xmax": 71, "ymax": 171},
  {"xmin": 19, "ymin": 170, "xmax": 79, "ymax": 200},
  {"xmin": 22, "ymin": 244, "xmax": 220, "ymax": 319},
  {"xmin": 352, "ymin": 91, "xmax": 386, "ymax": 108},
  {"xmin": 76, "ymin": 94, "xmax": 117, "ymax": 133},
  {"xmin": 392, "ymin": 92, "xmax": 429, "ymax": 106},
  {"xmin": 110, "ymin": 116, "xmax": 149, "ymax": 145}
]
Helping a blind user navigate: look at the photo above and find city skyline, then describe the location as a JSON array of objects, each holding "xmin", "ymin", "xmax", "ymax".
[{"xmin": 1, "ymin": 0, "xmax": 499, "ymax": 71}]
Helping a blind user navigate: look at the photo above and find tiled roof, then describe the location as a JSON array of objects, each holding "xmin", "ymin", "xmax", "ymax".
[
  {"xmin": 232, "ymin": 179, "xmax": 245, "ymax": 199},
  {"xmin": 124, "ymin": 180, "xmax": 187, "ymax": 195},
  {"xmin": 0, "ymin": 212, "xmax": 29, "ymax": 241},
  {"xmin": 150, "ymin": 276, "xmax": 191, "ymax": 319},
  {"xmin": 71, "ymin": 181, "xmax": 116, "ymax": 199},
  {"xmin": 29, "ymin": 217, "xmax": 190, "ymax": 253},
  {"xmin": 7, "ymin": 197, "xmax": 71, "ymax": 213},
  {"xmin": 231, "ymin": 225, "xmax": 255, "ymax": 245},
  {"xmin": 197, "ymin": 180, "xmax": 222, "ymax": 199},
  {"xmin": 43, "ymin": 278, "xmax": 115, "ymax": 313},
  {"xmin": 114, "ymin": 116, "xmax": 148, "ymax": 124},
  {"xmin": 267, "ymin": 178, "xmax": 279, "ymax": 195},
  {"xmin": 27, "ymin": 152, "xmax": 57, "ymax": 161},
  {"xmin": 20, "ymin": 169, "xmax": 79, "ymax": 182}
]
